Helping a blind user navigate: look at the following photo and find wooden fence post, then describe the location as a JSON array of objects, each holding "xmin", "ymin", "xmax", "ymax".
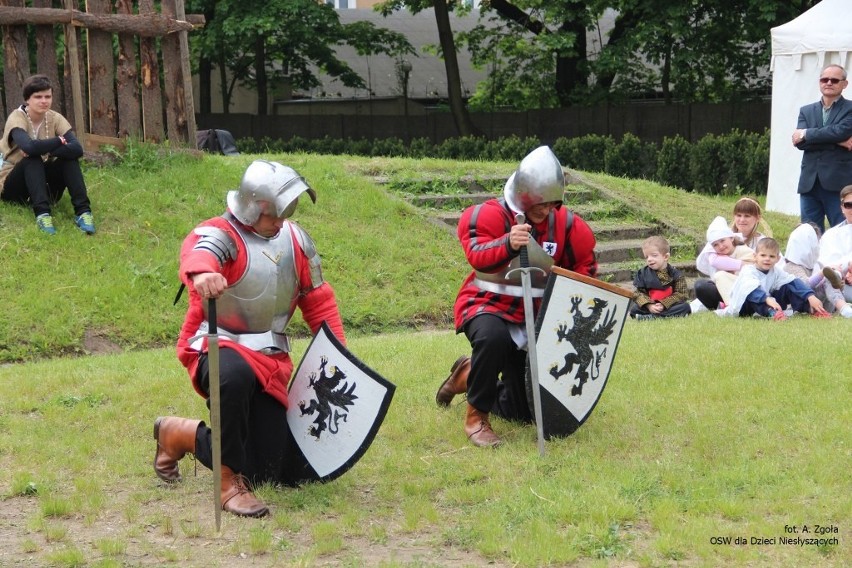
[
  {"xmin": 1, "ymin": 0, "xmax": 29, "ymax": 113},
  {"xmin": 85, "ymin": 0, "xmax": 117, "ymax": 136},
  {"xmin": 64, "ymin": 0, "xmax": 86, "ymax": 135},
  {"xmin": 138, "ymin": 0, "xmax": 165, "ymax": 142}
]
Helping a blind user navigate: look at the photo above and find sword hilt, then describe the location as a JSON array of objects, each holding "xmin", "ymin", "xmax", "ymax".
[
  {"xmin": 515, "ymin": 213, "xmax": 530, "ymax": 268},
  {"xmin": 208, "ymin": 298, "xmax": 218, "ymax": 334}
]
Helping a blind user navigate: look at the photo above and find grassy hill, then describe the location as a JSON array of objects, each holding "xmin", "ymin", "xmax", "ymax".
[{"xmin": 0, "ymin": 149, "xmax": 803, "ymax": 363}]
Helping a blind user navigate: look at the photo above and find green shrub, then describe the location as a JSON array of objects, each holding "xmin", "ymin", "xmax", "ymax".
[
  {"xmin": 744, "ymin": 129, "xmax": 770, "ymax": 196},
  {"xmin": 408, "ymin": 137, "xmax": 434, "ymax": 158},
  {"xmin": 571, "ymin": 134, "xmax": 615, "ymax": 173},
  {"xmin": 311, "ymin": 135, "xmax": 348, "ymax": 156},
  {"xmin": 690, "ymin": 134, "xmax": 725, "ymax": 195},
  {"xmin": 232, "ymin": 131, "xmax": 767, "ymax": 190},
  {"xmin": 718, "ymin": 129, "xmax": 756, "ymax": 196},
  {"xmin": 436, "ymin": 136, "xmax": 489, "ymax": 159},
  {"xmin": 655, "ymin": 135, "xmax": 693, "ymax": 191},
  {"xmin": 604, "ymin": 133, "xmax": 658, "ymax": 179},
  {"xmin": 370, "ymin": 137, "xmax": 407, "ymax": 157},
  {"xmin": 486, "ymin": 135, "xmax": 541, "ymax": 161}
]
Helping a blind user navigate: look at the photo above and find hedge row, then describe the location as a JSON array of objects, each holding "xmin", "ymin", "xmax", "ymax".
[{"xmin": 236, "ymin": 129, "xmax": 771, "ymax": 196}]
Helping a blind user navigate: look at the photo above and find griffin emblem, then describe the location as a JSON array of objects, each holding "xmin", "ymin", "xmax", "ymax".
[
  {"xmin": 549, "ymin": 295, "xmax": 618, "ymax": 396},
  {"xmin": 298, "ymin": 356, "xmax": 358, "ymax": 439}
]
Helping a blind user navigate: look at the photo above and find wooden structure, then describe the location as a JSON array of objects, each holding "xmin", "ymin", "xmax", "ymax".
[{"xmin": 0, "ymin": 1, "xmax": 203, "ymax": 148}]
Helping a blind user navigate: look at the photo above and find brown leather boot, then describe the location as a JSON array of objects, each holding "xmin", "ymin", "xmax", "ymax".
[
  {"xmin": 221, "ymin": 466, "xmax": 269, "ymax": 518},
  {"xmin": 464, "ymin": 403, "xmax": 502, "ymax": 447},
  {"xmin": 436, "ymin": 355, "xmax": 470, "ymax": 406},
  {"xmin": 153, "ymin": 416, "xmax": 201, "ymax": 483}
]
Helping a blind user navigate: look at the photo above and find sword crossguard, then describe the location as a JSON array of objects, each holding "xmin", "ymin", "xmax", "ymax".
[{"xmin": 506, "ymin": 266, "xmax": 547, "ymax": 279}]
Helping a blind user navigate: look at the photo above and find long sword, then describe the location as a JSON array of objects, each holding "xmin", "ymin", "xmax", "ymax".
[
  {"xmin": 207, "ymin": 299, "xmax": 223, "ymax": 531},
  {"xmin": 507, "ymin": 213, "xmax": 547, "ymax": 456}
]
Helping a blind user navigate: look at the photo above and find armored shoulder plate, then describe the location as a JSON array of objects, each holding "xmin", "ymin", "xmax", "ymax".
[
  {"xmin": 193, "ymin": 226, "xmax": 237, "ymax": 267},
  {"xmin": 291, "ymin": 223, "xmax": 324, "ymax": 289}
]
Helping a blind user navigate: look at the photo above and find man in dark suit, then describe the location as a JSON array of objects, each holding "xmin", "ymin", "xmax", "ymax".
[{"xmin": 793, "ymin": 64, "xmax": 852, "ymax": 231}]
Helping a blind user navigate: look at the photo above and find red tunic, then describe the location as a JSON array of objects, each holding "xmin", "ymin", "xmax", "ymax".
[
  {"xmin": 453, "ymin": 199, "xmax": 597, "ymax": 331},
  {"xmin": 176, "ymin": 216, "xmax": 345, "ymax": 408}
]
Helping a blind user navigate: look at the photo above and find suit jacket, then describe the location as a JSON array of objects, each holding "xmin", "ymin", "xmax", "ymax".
[{"xmin": 796, "ymin": 95, "xmax": 852, "ymax": 194}]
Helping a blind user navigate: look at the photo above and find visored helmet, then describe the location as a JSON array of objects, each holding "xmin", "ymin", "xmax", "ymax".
[
  {"xmin": 503, "ymin": 146, "xmax": 565, "ymax": 213},
  {"xmin": 226, "ymin": 160, "xmax": 317, "ymax": 225}
]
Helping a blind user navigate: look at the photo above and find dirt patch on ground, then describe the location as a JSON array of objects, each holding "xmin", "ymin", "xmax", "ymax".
[
  {"xmin": 83, "ymin": 329, "xmax": 123, "ymax": 356},
  {"xmin": 0, "ymin": 482, "xmax": 513, "ymax": 567}
]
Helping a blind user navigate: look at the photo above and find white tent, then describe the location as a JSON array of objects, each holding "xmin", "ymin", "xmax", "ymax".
[{"xmin": 767, "ymin": 0, "xmax": 852, "ymax": 216}]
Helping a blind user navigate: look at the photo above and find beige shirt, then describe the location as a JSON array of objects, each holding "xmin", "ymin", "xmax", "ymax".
[{"xmin": 0, "ymin": 107, "xmax": 72, "ymax": 187}]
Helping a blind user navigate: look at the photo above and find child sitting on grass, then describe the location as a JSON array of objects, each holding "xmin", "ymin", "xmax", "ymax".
[
  {"xmin": 630, "ymin": 235, "xmax": 690, "ymax": 320},
  {"xmin": 693, "ymin": 216, "xmax": 756, "ymax": 311},
  {"xmin": 783, "ymin": 222, "xmax": 836, "ymax": 309},
  {"xmin": 719, "ymin": 238, "xmax": 829, "ymax": 320}
]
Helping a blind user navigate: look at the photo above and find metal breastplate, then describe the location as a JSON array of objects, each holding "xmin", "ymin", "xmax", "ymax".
[
  {"xmin": 473, "ymin": 238, "xmax": 554, "ymax": 296},
  {"xmin": 199, "ymin": 221, "xmax": 300, "ymax": 352}
]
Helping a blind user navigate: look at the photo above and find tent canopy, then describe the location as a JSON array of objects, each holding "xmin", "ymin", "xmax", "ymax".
[{"xmin": 766, "ymin": 0, "xmax": 852, "ymax": 216}]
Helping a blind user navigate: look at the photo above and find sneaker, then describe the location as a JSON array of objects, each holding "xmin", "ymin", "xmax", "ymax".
[
  {"xmin": 839, "ymin": 304, "xmax": 852, "ymax": 319},
  {"xmin": 75, "ymin": 211, "xmax": 96, "ymax": 234},
  {"xmin": 689, "ymin": 298, "xmax": 708, "ymax": 313},
  {"xmin": 634, "ymin": 314, "xmax": 656, "ymax": 321},
  {"xmin": 771, "ymin": 309, "xmax": 788, "ymax": 321},
  {"xmin": 36, "ymin": 213, "xmax": 56, "ymax": 235},
  {"xmin": 822, "ymin": 267, "xmax": 843, "ymax": 290}
]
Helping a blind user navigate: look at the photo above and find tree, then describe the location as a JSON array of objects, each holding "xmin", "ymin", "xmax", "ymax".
[
  {"xmin": 462, "ymin": 0, "xmax": 814, "ymax": 110},
  {"xmin": 188, "ymin": 0, "xmax": 413, "ymax": 114},
  {"xmin": 378, "ymin": 0, "xmax": 481, "ymax": 137}
]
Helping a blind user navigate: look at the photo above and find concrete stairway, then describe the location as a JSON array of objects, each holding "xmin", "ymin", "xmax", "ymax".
[{"xmin": 401, "ymin": 172, "xmax": 703, "ymax": 296}]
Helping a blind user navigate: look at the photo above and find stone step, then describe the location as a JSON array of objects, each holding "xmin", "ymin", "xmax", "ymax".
[
  {"xmin": 408, "ymin": 193, "xmax": 494, "ymax": 208},
  {"xmin": 408, "ymin": 187, "xmax": 598, "ymax": 209},
  {"xmin": 595, "ymin": 240, "xmax": 694, "ymax": 263},
  {"xmin": 587, "ymin": 222, "xmax": 659, "ymax": 241},
  {"xmin": 432, "ymin": 209, "xmax": 659, "ymax": 234}
]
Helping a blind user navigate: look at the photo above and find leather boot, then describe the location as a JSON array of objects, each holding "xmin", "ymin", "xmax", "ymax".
[
  {"xmin": 153, "ymin": 416, "xmax": 201, "ymax": 483},
  {"xmin": 464, "ymin": 403, "xmax": 502, "ymax": 447},
  {"xmin": 221, "ymin": 465, "xmax": 269, "ymax": 518},
  {"xmin": 436, "ymin": 355, "xmax": 470, "ymax": 406}
]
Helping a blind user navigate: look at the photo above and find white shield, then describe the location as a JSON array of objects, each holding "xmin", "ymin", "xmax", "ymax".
[
  {"xmin": 529, "ymin": 267, "xmax": 631, "ymax": 438},
  {"xmin": 285, "ymin": 322, "xmax": 395, "ymax": 483}
]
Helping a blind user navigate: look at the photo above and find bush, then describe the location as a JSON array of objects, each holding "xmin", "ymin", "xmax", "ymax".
[
  {"xmin": 230, "ymin": 130, "xmax": 768, "ymax": 194},
  {"xmin": 655, "ymin": 135, "xmax": 693, "ymax": 191},
  {"xmin": 570, "ymin": 134, "xmax": 615, "ymax": 173},
  {"xmin": 370, "ymin": 137, "xmax": 407, "ymax": 157},
  {"xmin": 408, "ymin": 137, "xmax": 434, "ymax": 158},
  {"xmin": 690, "ymin": 134, "xmax": 725, "ymax": 195},
  {"xmin": 745, "ymin": 129, "xmax": 770, "ymax": 196},
  {"xmin": 718, "ymin": 129, "xmax": 756, "ymax": 196},
  {"xmin": 605, "ymin": 133, "xmax": 658, "ymax": 179},
  {"xmin": 486, "ymin": 135, "xmax": 542, "ymax": 162}
]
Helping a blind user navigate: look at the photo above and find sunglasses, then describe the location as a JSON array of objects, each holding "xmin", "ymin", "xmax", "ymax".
[
  {"xmin": 819, "ymin": 77, "xmax": 844, "ymax": 84},
  {"xmin": 842, "ymin": 201, "xmax": 852, "ymax": 210}
]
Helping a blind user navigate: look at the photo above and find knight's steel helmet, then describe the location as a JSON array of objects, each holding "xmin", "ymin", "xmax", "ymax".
[
  {"xmin": 226, "ymin": 160, "xmax": 317, "ymax": 225},
  {"xmin": 503, "ymin": 146, "xmax": 565, "ymax": 213}
]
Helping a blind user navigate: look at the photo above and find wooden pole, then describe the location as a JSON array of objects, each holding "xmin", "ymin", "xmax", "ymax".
[
  {"xmin": 175, "ymin": 0, "xmax": 196, "ymax": 141},
  {"xmin": 64, "ymin": 0, "xmax": 85, "ymax": 135}
]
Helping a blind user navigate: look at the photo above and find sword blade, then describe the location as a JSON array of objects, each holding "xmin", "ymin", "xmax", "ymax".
[
  {"xmin": 208, "ymin": 299, "xmax": 223, "ymax": 531},
  {"xmin": 514, "ymin": 214, "xmax": 546, "ymax": 456}
]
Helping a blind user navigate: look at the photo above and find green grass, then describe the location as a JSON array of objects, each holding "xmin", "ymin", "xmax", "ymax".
[
  {"xmin": 0, "ymin": 149, "xmax": 848, "ymax": 566},
  {"xmin": 0, "ymin": 323, "xmax": 848, "ymax": 567}
]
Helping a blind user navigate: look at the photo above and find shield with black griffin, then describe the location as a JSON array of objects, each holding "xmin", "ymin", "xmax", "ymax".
[
  {"xmin": 527, "ymin": 267, "xmax": 631, "ymax": 439},
  {"xmin": 281, "ymin": 322, "xmax": 395, "ymax": 485}
]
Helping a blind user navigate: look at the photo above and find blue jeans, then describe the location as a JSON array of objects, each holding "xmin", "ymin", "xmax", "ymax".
[{"xmin": 800, "ymin": 178, "xmax": 844, "ymax": 232}]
